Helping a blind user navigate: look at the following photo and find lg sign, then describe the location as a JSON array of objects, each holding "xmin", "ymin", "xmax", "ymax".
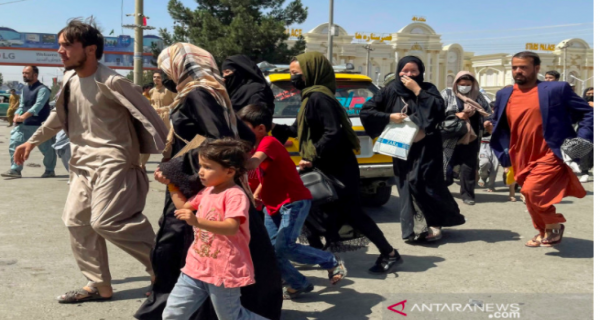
[{"xmin": 1, "ymin": 52, "xmax": 16, "ymax": 60}]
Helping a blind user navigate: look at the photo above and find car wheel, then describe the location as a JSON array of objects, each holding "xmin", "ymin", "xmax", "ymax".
[{"xmin": 361, "ymin": 185, "xmax": 392, "ymax": 207}]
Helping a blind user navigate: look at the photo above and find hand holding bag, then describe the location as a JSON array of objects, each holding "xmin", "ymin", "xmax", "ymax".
[
  {"xmin": 300, "ymin": 168, "xmax": 345, "ymax": 205},
  {"xmin": 440, "ymin": 114, "xmax": 468, "ymax": 139}
]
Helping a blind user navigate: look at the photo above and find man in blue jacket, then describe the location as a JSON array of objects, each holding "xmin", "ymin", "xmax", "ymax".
[
  {"xmin": 1, "ymin": 66, "xmax": 56, "ymax": 179},
  {"xmin": 490, "ymin": 51, "xmax": 593, "ymax": 248}
]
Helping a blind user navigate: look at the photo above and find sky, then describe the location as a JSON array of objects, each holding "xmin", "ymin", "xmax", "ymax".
[{"xmin": 0, "ymin": 0, "xmax": 594, "ymax": 85}]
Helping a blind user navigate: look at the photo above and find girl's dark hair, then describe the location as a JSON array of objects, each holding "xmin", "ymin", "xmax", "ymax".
[{"xmin": 197, "ymin": 138, "xmax": 252, "ymax": 178}]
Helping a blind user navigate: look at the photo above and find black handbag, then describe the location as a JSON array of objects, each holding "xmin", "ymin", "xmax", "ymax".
[
  {"xmin": 300, "ymin": 168, "xmax": 345, "ymax": 205},
  {"xmin": 440, "ymin": 114, "xmax": 468, "ymax": 139}
]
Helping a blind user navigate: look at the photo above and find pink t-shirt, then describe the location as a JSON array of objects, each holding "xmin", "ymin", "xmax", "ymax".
[{"xmin": 180, "ymin": 185, "xmax": 255, "ymax": 288}]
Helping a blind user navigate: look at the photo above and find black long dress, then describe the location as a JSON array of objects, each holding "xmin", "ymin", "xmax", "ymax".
[
  {"xmin": 360, "ymin": 85, "xmax": 465, "ymax": 240},
  {"xmin": 135, "ymin": 88, "xmax": 282, "ymax": 320},
  {"xmin": 272, "ymin": 92, "xmax": 394, "ymax": 255}
]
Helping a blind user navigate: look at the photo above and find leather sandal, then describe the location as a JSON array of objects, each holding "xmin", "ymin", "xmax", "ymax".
[
  {"xmin": 525, "ymin": 234, "xmax": 542, "ymax": 248},
  {"xmin": 57, "ymin": 288, "xmax": 112, "ymax": 304},
  {"xmin": 426, "ymin": 227, "xmax": 442, "ymax": 242},
  {"xmin": 541, "ymin": 225, "xmax": 565, "ymax": 247}
]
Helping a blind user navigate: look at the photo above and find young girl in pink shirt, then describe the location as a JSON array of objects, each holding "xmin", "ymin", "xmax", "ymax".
[{"xmin": 159, "ymin": 138, "xmax": 266, "ymax": 320}]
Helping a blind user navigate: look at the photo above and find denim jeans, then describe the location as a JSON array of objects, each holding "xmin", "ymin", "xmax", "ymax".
[
  {"xmin": 163, "ymin": 273, "xmax": 267, "ymax": 320},
  {"xmin": 9, "ymin": 124, "xmax": 56, "ymax": 172},
  {"xmin": 264, "ymin": 199, "xmax": 338, "ymax": 290}
]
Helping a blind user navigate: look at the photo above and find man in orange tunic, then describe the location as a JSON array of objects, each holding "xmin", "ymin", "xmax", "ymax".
[{"xmin": 490, "ymin": 51, "xmax": 593, "ymax": 247}]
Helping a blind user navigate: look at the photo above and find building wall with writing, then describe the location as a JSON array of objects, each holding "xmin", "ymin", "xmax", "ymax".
[{"xmin": 285, "ymin": 23, "xmax": 593, "ymax": 95}]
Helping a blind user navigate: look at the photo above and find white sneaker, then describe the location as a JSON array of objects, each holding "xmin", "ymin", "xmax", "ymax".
[{"xmin": 580, "ymin": 174, "xmax": 589, "ymax": 183}]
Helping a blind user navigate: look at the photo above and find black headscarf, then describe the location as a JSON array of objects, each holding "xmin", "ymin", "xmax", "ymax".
[
  {"xmin": 222, "ymin": 55, "xmax": 275, "ymax": 112},
  {"xmin": 394, "ymin": 56, "xmax": 425, "ymax": 99}
]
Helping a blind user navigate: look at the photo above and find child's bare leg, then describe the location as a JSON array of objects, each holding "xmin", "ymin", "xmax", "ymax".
[{"xmin": 509, "ymin": 183, "xmax": 517, "ymax": 202}]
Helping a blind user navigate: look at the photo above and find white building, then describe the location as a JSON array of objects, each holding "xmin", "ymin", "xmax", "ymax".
[{"xmin": 287, "ymin": 22, "xmax": 593, "ymax": 97}]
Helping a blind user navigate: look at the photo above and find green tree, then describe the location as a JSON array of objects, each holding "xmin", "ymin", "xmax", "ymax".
[
  {"xmin": 0, "ymin": 72, "xmax": 3, "ymax": 87},
  {"xmin": 158, "ymin": 0, "xmax": 308, "ymax": 66},
  {"xmin": 126, "ymin": 70, "xmax": 156, "ymax": 85}
]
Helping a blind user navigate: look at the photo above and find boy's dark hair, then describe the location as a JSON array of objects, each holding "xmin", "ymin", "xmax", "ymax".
[
  {"xmin": 58, "ymin": 19, "xmax": 104, "ymax": 60},
  {"xmin": 545, "ymin": 70, "xmax": 560, "ymax": 80},
  {"xmin": 143, "ymin": 83, "xmax": 154, "ymax": 91},
  {"xmin": 237, "ymin": 104, "xmax": 273, "ymax": 130},
  {"xmin": 198, "ymin": 138, "xmax": 252, "ymax": 178},
  {"xmin": 513, "ymin": 51, "xmax": 541, "ymax": 66},
  {"xmin": 10, "ymin": 89, "xmax": 15, "ymax": 93}
]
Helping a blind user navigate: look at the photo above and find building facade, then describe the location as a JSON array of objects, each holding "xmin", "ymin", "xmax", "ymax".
[{"xmin": 286, "ymin": 22, "xmax": 593, "ymax": 98}]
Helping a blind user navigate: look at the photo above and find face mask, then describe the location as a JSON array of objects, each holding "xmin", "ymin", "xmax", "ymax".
[
  {"xmin": 458, "ymin": 86, "xmax": 472, "ymax": 94},
  {"xmin": 291, "ymin": 74, "xmax": 306, "ymax": 91},
  {"xmin": 585, "ymin": 95, "xmax": 593, "ymax": 102}
]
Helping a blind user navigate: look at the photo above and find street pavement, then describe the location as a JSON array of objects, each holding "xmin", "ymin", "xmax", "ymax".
[{"xmin": 0, "ymin": 122, "xmax": 593, "ymax": 320}]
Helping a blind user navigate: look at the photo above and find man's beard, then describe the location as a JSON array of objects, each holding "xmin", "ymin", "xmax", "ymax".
[
  {"xmin": 23, "ymin": 77, "xmax": 32, "ymax": 83},
  {"xmin": 514, "ymin": 74, "xmax": 534, "ymax": 85},
  {"xmin": 64, "ymin": 54, "xmax": 87, "ymax": 71}
]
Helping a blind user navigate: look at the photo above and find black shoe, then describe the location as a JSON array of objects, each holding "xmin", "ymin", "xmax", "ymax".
[
  {"xmin": 369, "ymin": 249, "xmax": 403, "ymax": 274},
  {"xmin": 463, "ymin": 199, "xmax": 475, "ymax": 206}
]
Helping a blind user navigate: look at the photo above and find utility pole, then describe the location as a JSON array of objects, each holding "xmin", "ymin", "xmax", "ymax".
[
  {"xmin": 123, "ymin": 0, "xmax": 155, "ymax": 86},
  {"xmin": 363, "ymin": 44, "xmax": 374, "ymax": 78},
  {"xmin": 561, "ymin": 41, "xmax": 571, "ymax": 81},
  {"xmin": 327, "ymin": 0, "xmax": 334, "ymax": 62}
]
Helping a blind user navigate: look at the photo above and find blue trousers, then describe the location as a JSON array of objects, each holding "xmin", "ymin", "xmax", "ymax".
[
  {"xmin": 163, "ymin": 273, "xmax": 267, "ymax": 320},
  {"xmin": 264, "ymin": 199, "xmax": 338, "ymax": 290},
  {"xmin": 9, "ymin": 124, "xmax": 56, "ymax": 173}
]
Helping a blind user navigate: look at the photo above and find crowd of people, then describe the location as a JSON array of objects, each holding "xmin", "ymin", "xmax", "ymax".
[{"xmin": 1, "ymin": 19, "xmax": 594, "ymax": 320}]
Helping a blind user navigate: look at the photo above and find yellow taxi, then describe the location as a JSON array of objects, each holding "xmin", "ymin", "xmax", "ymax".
[{"xmin": 261, "ymin": 63, "xmax": 394, "ymax": 206}]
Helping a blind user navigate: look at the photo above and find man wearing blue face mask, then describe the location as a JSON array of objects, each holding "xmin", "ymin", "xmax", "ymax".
[{"xmin": 441, "ymin": 71, "xmax": 493, "ymax": 205}]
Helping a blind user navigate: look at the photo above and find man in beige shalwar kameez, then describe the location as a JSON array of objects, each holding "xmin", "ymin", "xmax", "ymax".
[{"xmin": 14, "ymin": 20, "xmax": 168, "ymax": 304}]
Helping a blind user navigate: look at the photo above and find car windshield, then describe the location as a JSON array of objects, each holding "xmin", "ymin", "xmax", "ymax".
[{"xmin": 271, "ymin": 81, "xmax": 378, "ymax": 118}]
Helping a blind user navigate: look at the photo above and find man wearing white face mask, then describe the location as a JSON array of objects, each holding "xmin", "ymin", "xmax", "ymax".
[{"xmin": 441, "ymin": 71, "xmax": 493, "ymax": 205}]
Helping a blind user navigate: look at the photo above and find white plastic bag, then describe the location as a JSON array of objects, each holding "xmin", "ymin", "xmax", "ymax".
[{"xmin": 372, "ymin": 118, "xmax": 420, "ymax": 160}]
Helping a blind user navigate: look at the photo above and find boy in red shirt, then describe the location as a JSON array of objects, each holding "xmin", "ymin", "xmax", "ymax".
[{"xmin": 239, "ymin": 104, "xmax": 347, "ymax": 300}]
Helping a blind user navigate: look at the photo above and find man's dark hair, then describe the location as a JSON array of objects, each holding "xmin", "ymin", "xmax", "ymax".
[
  {"xmin": 545, "ymin": 70, "xmax": 560, "ymax": 80},
  {"xmin": 58, "ymin": 19, "xmax": 104, "ymax": 60},
  {"xmin": 153, "ymin": 72, "xmax": 163, "ymax": 77},
  {"xmin": 10, "ymin": 89, "xmax": 16, "ymax": 93},
  {"xmin": 26, "ymin": 66, "xmax": 39, "ymax": 75},
  {"xmin": 513, "ymin": 51, "xmax": 541, "ymax": 66},
  {"xmin": 238, "ymin": 104, "xmax": 273, "ymax": 131},
  {"xmin": 143, "ymin": 83, "xmax": 154, "ymax": 91}
]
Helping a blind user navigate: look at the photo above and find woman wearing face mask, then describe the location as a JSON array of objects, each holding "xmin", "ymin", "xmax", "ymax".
[
  {"xmin": 361, "ymin": 56, "xmax": 465, "ymax": 242},
  {"xmin": 222, "ymin": 54, "xmax": 275, "ymax": 113},
  {"xmin": 135, "ymin": 43, "xmax": 282, "ymax": 320},
  {"xmin": 441, "ymin": 71, "xmax": 492, "ymax": 206},
  {"xmin": 272, "ymin": 52, "xmax": 401, "ymax": 274}
]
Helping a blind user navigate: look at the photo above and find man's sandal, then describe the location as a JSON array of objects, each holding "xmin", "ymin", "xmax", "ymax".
[
  {"xmin": 328, "ymin": 259, "xmax": 347, "ymax": 285},
  {"xmin": 57, "ymin": 288, "xmax": 112, "ymax": 304},
  {"xmin": 541, "ymin": 225, "xmax": 565, "ymax": 247},
  {"xmin": 525, "ymin": 234, "xmax": 542, "ymax": 248}
]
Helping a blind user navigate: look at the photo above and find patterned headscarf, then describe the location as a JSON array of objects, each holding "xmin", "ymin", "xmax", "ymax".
[
  {"xmin": 158, "ymin": 43, "xmax": 239, "ymax": 142},
  {"xmin": 158, "ymin": 43, "xmax": 254, "ymax": 204}
]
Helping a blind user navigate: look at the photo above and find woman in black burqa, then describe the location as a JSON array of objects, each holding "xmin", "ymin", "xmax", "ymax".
[
  {"xmin": 360, "ymin": 56, "xmax": 465, "ymax": 242},
  {"xmin": 222, "ymin": 54, "xmax": 275, "ymax": 113},
  {"xmin": 135, "ymin": 43, "xmax": 282, "ymax": 320},
  {"xmin": 271, "ymin": 51, "xmax": 401, "ymax": 274}
]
